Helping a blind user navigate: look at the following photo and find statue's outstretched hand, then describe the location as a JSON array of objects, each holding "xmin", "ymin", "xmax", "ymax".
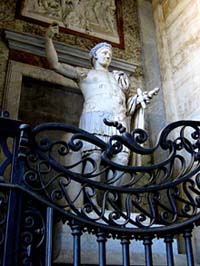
[
  {"xmin": 136, "ymin": 89, "xmax": 148, "ymax": 109},
  {"xmin": 136, "ymin": 87, "xmax": 159, "ymax": 109},
  {"xmin": 45, "ymin": 22, "xmax": 59, "ymax": 39}
]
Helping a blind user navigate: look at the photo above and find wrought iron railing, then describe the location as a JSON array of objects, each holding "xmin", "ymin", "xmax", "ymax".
[{"xmin": 0, "ymin": 116, "xmax": 200, "ymax": 265}]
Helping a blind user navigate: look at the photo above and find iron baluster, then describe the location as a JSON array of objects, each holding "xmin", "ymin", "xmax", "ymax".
[
  {"xmin": 143, "ymin": 236, "xmax": 153, "ymax": 266},
  {"xmin": 71, "ymin": 222, "xmax": 82, "ymax": 266},
  {"xmin": 164, "ymin": 235, "xmax": 174, "ymax": 266},
  {"xmin": 97, "ymin": 231, "xmax": 107, "ymax": 266},
  {"xmin": 45, "ymin": 207, "xmax": 53, "ymax": 266},
  {"xmin": 183, "ymin": 228, "xmax": 194, "ymax": 266},
  {"xmin": 121, "ymin": 234, "xmax": 130, "ymax": 266}
]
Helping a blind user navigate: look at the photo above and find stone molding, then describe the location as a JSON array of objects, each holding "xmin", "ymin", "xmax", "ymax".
[{"xmin": 4, "ymin": 30, "xmax": 137, "ymax": 74}]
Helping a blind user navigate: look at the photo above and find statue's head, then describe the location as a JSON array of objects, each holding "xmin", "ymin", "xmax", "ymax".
[{"xmin": 89, "ymin": 42, "xmax": 112, "ymax": 67}]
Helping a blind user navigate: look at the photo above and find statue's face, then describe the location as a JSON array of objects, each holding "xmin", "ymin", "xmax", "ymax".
[{"xmin": 95, "ymin": 48, "xmax": 112, "ymax": 67}]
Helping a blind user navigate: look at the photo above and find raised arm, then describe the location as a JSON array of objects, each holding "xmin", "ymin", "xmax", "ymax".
[{"xmin": 45, "ymin": 24, "xmax": 78, "ymax": 81}]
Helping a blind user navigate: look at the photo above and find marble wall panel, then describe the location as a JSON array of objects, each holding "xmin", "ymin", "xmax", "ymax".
[{"xmin": 153, "ymin": 0, "xmax": 200, "ymax": 122}]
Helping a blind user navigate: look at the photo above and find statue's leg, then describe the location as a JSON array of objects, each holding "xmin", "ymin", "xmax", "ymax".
[{"xmin": 83, "ymin": 150, "xmax": 102, "ymax": 208}]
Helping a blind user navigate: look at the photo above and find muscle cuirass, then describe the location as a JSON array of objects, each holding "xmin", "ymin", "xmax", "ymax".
[
  {"xmin": 78, "ymin": 69, "xmax": 130, "ymax": 152},
  {"xmin": 80, "ymin": 70, "xmax": 126, "ymax": 117}
]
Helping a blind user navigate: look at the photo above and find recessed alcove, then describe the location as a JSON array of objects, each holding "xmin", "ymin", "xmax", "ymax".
[
  {"xmin": 18, "ymin": 76, "xmax": 83, "ymax": 127},
  {"xmin": 2, "ymin": 60, "xmax": 83, "ymax": 125}
]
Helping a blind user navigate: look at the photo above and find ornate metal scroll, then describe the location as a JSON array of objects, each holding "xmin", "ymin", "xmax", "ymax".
[
  {"xmin": 18, "ymin": 197, "xmax": 46, "ymax": 266},
  {"xmin": 0, "ymin": 191, "xmax": 8, "ymax": 266},
  {"xmin": 20, "ymin": 120, "xmax": 200, "ymax": 236},
  {"xmin": 0, "ymin": 124, "xmax": 17, "ymax": 265}
]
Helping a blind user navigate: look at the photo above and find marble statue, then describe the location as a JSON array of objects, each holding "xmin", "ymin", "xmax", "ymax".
[{"xmin": 45, "ymin": 24, "xmax": 158, "ymax": 206}]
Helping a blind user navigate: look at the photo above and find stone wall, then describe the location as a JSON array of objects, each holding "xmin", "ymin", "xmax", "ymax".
[
  {"xmin": 152, "ymin": 0, "xmax": 200, "ymax": 122},
  {"xmin": 137, "ymin": 0, "xmax": 166, "ymax": 152}
]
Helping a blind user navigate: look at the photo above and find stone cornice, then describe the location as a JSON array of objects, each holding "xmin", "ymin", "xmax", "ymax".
[{"xmin": 4, "ymin": 30, "xmax": 138, "ymax": 74}]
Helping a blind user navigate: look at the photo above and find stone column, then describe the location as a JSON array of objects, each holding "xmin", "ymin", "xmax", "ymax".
[{"xmin": 137, "ymin": 0, "xmax": 167, "ymax": 162}]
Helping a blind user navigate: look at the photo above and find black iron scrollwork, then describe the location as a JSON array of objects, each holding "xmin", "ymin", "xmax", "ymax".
[
  {"xmin": 18, "ymin": 198, "xmax": 46, "ymax": 266},
  {"xmin": 0, "ymin": 121, "xmax": 20, "ymax": 266},
  {"xmin": 0, "ymin": 191, "xmax": 8, "ymax": 266},
  {"xmin": 18, "ymin": 120, "xmax": 200, "ymax": 235}
]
